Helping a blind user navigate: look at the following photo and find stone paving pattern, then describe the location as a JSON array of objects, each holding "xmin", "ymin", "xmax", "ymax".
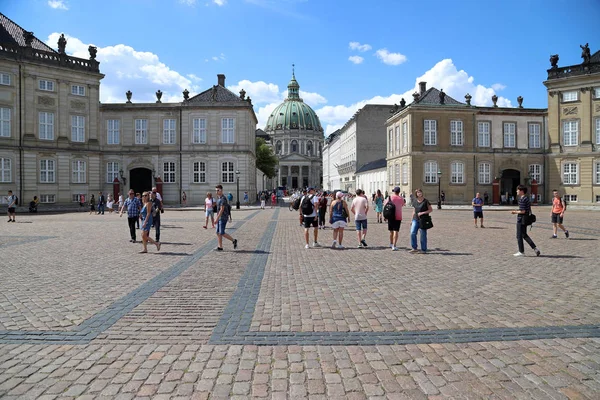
[{"xmin": 0, "ymin": 206, "xmax": 599, "ymax": 398}]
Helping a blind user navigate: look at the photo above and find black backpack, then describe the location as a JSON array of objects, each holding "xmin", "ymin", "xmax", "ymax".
[
  {"xmin": 383, "ymin": 201, "xmax": 396, "ymax": 220},
  {"xmin": 292, "ymin": 196, "xmax": 302, "ymax": 211},
  {"xmin": 14, "ymin": 196, "xmax": 18, "ymax": 206},
  {"xmin": 300, "ymin": 195, "xmax": 314, "ymax": 215}
]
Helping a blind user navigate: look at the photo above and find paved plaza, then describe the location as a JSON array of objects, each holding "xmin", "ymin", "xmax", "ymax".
[{"xmin": 1, "ymin": 206, "xmax": 599, "ymax": 399}]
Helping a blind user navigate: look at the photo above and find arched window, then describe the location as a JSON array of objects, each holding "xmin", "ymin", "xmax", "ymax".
[
  {"xmin": 276, "ymin": 140, "xmax": 282, "ymax": 154},
  {"xmin": 318, "ymin": 142, "xmax": 322, "ymax": 156},
  {"xmin": 291, "ymin": 140, "xmax": 298, "ymax": 153},
  {"xmin": 307, "ymin": 141, "xmax": 313, "ymax": 156}
]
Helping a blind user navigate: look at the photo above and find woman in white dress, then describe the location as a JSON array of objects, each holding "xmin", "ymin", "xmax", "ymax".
[
  {"xmin": 203, "ymin": 192, "xmax": 216, "ymax": 229},
  {"xmin": 106, "ymin": 194, "xmax": 115, "ymax": 213}
]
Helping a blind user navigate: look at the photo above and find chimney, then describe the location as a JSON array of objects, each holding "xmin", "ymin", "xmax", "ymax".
[
  {"xmin": 419, "ymin": 81, "xmax": 427, "ymax": 95},
  {"xmin": 217, "ymin": 74, "xmax": 226, "ymax": 86}
]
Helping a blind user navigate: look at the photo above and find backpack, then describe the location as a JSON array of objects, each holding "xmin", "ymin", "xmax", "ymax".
[
  {"xmin": 383, "ymin": 200, "xmax": 396, "ymax": 220},
  {"xmin": 292, "ymin": 196, "xmax": 302, "ymax": 211},
  {"xmin": 524, "ymin": 212, "xmax": 537, "ymax": 226},
  {"xmin": 561, "ymin": 197, "xmax": 567, "ymax": 210},
  {"xmin": 300, "ymin": 195, "xmax": 314, "ymax": 215},
  {"xmin": 319, "ymin": 196, "xmax": 328, "ymax": 208},
  {"xmin": 14, "ymin": 196, "xmax": 18, "ymax": 206},
  {"xmin": 226, "ymin": 203, "xmax": 232, "ymax": 221}
]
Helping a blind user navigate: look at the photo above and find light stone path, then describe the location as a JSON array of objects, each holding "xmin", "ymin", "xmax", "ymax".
[{"xmin": 0, "ymin": 206, "xmax": 599, "ymax": 399}]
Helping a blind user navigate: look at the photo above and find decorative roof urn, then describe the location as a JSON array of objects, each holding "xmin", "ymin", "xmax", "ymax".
[
  {"xmin": 517, "ymin": 96, "xmax": 523, "ymax": 108},
  {"xmin": 183, "ymin": 89, "xmax": 189, "ymax": 101},
  {"xmin": 492, "ymin": 94, "xmax": 498, "ymax": 107},
  {"xmin": 156, "ymin": 90, "xmax": 162, "ymax": 103},
  {"xmin": 239, "ymin": 89, "xmax": 246, "ymax": 99},
  {"xmin": 465, "ymin": 93, "xmax": 472, "ymax": 106}
]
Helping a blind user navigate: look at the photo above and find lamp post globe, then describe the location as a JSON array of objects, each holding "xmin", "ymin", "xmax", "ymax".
[
  {"xmin": 437, "ymin": 170, "xmax": 442, "ymax": 210},
  {"xmin": 235, "ymin": 170, "xmax": 241, "ymax": 210}
]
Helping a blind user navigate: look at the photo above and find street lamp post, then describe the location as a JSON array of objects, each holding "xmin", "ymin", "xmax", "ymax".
[
  {"xmin": 437, "ymin": 170, "xmax": 442, "ymax": 210},
  {"xmin": 235, "ymin": 170, "xmax": 240, "ymax": 209}
]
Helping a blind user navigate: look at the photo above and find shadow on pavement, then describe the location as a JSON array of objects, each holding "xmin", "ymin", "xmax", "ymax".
[
  {"xmin": 566, "ymin": 238, "xmax": 597, "ymax": 241},
  {"xmin": 234, "ymin": 250, "xmax": 271, "ymax": 255},
  {"xmin": 158, "ymin": 242, "xmax": 193, "ymax": 246},
  {"xmin": 154, "ymin": 252, "xmax": 192, "ymax": 256},
  {"xmin": 540, "ymin": 255, "xmax": 584, "ymax": 258}
]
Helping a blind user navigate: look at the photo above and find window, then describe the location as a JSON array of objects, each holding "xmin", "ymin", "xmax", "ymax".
[
  {"xmin": 596, "ymin": 195, "xmax": 600, "ymax": 203},
  {"xmin": 40, "ymin": 159, "xmax": 55, "ymax": 183},
  {"xmin": 40, "ymin": 194, "xmax": 55, "ymax": 203},
  {"xmin": 106, "ymin": 162, "xmax": 119, "ymax": 183},
  {"xmin": 193, "ymin": 161, "xmax": 206, "ymax": 183},
  {"xmin": 193, "ymin": 118, "xmax": 207, "ymax": 144},
  {"xmin": 395, "ymin": 164, "xmax": 400, "ymax": 184},
  {"xmin": 163, "ymin": 162, "xmax": 176, "ymax": 183},
  {"xmin": 71, "ymin": 85, "xmax": 85, "ymax": 96},
  {"xmin": 424, "ymin": 161, "xmax": 438, "ymax": 183},
  {"xmin": 276, "ymin": 140, "xmax": 282, "ymax": 154},
  {"xmin": 0, "ymin": 158, "xmax": 11, "ymax": 182},
  {"xmin": 395, "ymin": 126, "xmax": 400, "ymax": 152},
  {"xmin": 291, "ymin": 140, "xmax": 298, "ymax": 153},
  {"xmin": 72, "ymin": 194, "xmax": 86, "ymax": 203},
  {"xmin": 594, "ymin": 87, "xmax": 600, "ymax": 99},
  {"xmin": 529, "ymin": 164, "xmax": 542, "ymax": 184},
  {"xmin": 39, "ymin": 112, "xmax": 54, "ymax": 140},
  {"xmin": 563, "ymin": 162, "xmax": 578, "ymax": 185},
  {"xmin": 307, "ymin": 141, "xmax": 313, "ymax": 156},
  {"xmin": 71, "ymin": 115, "xmax": 85, "ymax": 142},
  {"xmin": 0, "ymin": 107, "xmax": 10, "ymax": 137},
  {"xmin": 424, "ymin": 120, "xmax": 437, "ymax": 145},
  {"xmin": 135, "ymin": 119, "xmax": 148, "ymax": 144},
  {"xmin": 222, "ymin": 161, "xmax": 235, "ymax": 183},
  {"xmin": 163, "ymin": 119, "xmax": 176, "ymax": 144},
  {"xmin": 221, "ymin": 118, "xmax": 234, "ymax": 143},
  {"xmin": 563, "ymin": 120, "xmax": 578, "ymax": 146},
  {"xmin": 478, "ymin": 163, "xmax": 491, "ymax": 184},
  {"xmin": 39, "ymin": 80, "xmax": 54, "ymax": 91},
  {"xmin": 503, "ymin": 123, "xmax": 516, "ymax": 148},
  {"xmin": 595, "ymin": 118, "xmax": 600, "ymax": 145},
  {"xmin": 450, "ymin": 120, "xmax": 463, "ymax": 146},
  {"xmin": 107, "ymin": 120, "xmax": 120, "ymax": 144},
  {"xmin": 72, "ymin": 160, "xmax": 86, "ymax": 183},
  {"xmin": 562, "ymin": 91, "xmax": 578, "ymax": 102},
  {"xmin": 451, "ymin": 162, "xmax": 464, "ymax": 184},
  {"xmin": 528, "ymin": 123, "xmax": 541, "ymax": 148},
  {"xmin": 564, "ymin": 194, "xmax": 577, "ymax": 202},
  {"xmin": 388, "ymin": 166, "xmax": 393, "ymax": 184},
  {"xmin": 595, "ymin": 162, "xmax": 600, "ymax": 184},
  {"xmin": 478, "ymin": 122, "xmax": 490, "ymax": 147},
  {"xmin": 0, "ymin": 73, "xmax": 10, "ymax": 86},
  {"xmin": 402, "ymin": 163, "xmax": 408, "ymax": 184},
  {"xmin": 402, "ymin": 121, "xmax": 408, "ymax": 151},
  {"xmin": 388, "ymin": 129, "xmax": 393, "ymax": 153}
]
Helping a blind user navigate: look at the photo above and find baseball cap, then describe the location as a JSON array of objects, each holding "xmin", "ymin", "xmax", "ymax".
[
  {"xmin": 336, "ymin": 191, "xmax": 344, "ymax": 199},
  {"xmin": 393, "ymin": 186, "xmax": 401, "ymax": 193},
  {"xmin": 308, "ymin": 187, "xmax": 315, "ymax": 191}
]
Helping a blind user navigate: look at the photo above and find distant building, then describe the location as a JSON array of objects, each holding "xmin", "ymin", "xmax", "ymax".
[
  {"xmin": 355, "ymin": 158, "xmax": 387, "ymax": 199},
  {"xmin": 322, "ymin": 129, "xmax": 341, "ymax": 191}
]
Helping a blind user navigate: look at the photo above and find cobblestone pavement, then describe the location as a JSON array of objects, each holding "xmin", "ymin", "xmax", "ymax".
[{"xmin": 0, "ymin": 207, "xmax": 599, "ymax": 398}]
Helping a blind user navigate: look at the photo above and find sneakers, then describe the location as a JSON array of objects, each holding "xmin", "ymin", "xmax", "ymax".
[
  {"xmin": 305, "ymin": 244, "xmax": 310, "ymax": 249},
  {"xmin": 390, "ymin": 243, "xmax": 394, "ymax": 249},
  {"xmin": 357, "ymin": 244, "xmax": 363, "ymax": 248},
  {"xmin": 312, "ymin": 242, "xmax": 320, "ymax": 247},
  {"xmin": 392, "ymin": 246, "xmax": 399, "ymax": 251},
  {"xmin": 337, "ymin": 245, "xmax": 345, "ymax": 249},
  {"xmin": 361, "ymin": 239, "xmax": 368, "ymax": 247},
  {"xmin": 534, "ymin": 248, "xmax": 541, "ymax": 257},
  {"xmin": 233, "ymin": 239, "xmax": 238, "ymax": 249},
  {"xmin": 565, "ymin": 230, "xmax": 569, "ymax": 239},
  {"xmin": 409, "ymin": 249, "xmax": 419, "ymax": 254},
  {"xmin": 513, "ymin": 252, "xmax": 525, "ymax": 257},
  {"xmin": 216, "ymin": 247, "xmax": 224, "ymax": 251},
  {"xmin": 331, "ymin": 240, "xmax": 337, "ymax": 248},
  {"xmin": 551, "ymin": 235, "xmax": 557, "ymax": 239},
  {"xmin": 480, "ymin": 225, "xmax": 485, "ymax": 228}
]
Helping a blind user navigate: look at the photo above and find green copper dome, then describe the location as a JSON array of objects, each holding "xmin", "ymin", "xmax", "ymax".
[{"xmin": 265, "ymin": 73, "xmax": 323, "ymax": 132}]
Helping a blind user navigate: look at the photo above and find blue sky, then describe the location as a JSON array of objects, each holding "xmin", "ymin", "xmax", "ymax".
[{"xmin": 4, "ymin": 0, "xmax": 600, "ymax": 134}]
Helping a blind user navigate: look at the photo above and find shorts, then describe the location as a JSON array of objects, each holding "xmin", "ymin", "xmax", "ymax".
[
  {"xmin": 473, "ymin": 211, "xmax": 483, "ymax": 219},
  {"xmin": 331, "ymin": 220, "xmax": 347, "ymax": 229},
  {"xmin": 206, "ymin": 209, "xmax": 214, "ymax": 217},
  {"xmin": 551, "ymin": 213, "xmax": 563, "ymax": 224},
  {"xmin": 355, "ymin": 219, "xmax": 368, "ymax": 231},
  {"xmin": 8, "ymin": 207, "xmax": 15, "ymax": 214},
  {"xmin": 216, "ymin": 219, "xmax": 227, "ymax": 235},
  {"xmin": 303, "ymin": 216, "xmax": 318, "ymax": 229},
  {"xmin": 387, "ymin": 219, "xmax": 401, "ymax": 232}
]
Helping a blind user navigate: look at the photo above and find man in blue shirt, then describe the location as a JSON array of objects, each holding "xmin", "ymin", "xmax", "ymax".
[
  {"xmin": 472, "ymin": 192, "xmax": 484, "ymax": 228},
  {"xmin": 119, "ymin": 190, "xmax": 142, "ymax": 243},
  {"xmin": 511, "ymin": 185, "xmax": 540, "ymax": 257}
]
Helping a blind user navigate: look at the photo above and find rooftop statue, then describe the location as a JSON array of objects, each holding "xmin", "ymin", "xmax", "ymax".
[
  {"xmin": 580, "ymin": 43, "xmax": 591, "ymax": 64},
  {"xmin": 549, "ymin": 54, "xmax": 559, "ymax": 68},
  {"xmin": 58, "ymin": 34, "xmax": 67, "ymax": 54}
]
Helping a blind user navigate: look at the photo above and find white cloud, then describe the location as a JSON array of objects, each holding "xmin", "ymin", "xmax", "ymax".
[
  {"xmin": 348, "ymin": 55, "xmax": 364, "ymax": 64},
  {"xmin": 492, "ymin": 83, "xmax": 506, "ymax": 91},
  {"xmin": 48, "ymin": 0, "xmax": 68, "ymax": 10},
  {"xmin": 179, "ymin": 0, "xmax": 197, "ymax": 5},
  {"xmin": 45, "ymin": 33, "xmax": 202, "ymax": 103},
  {"xmin": 228, "ymin": 80, "xmax": 281, "ymax": 104},
  {"xmin": 375, "ymin": 48, "xmax": 407, "ymax": 66},
  {"xmin": 349, "ymin": 42, "xmax": 371, "ymax": 52},
  {"xmin": 214, "ymin": 0, "xmax": 227, "ymax": 5},
  {"xmin": 300, "ymin": 90, "xmax": 327, "ymax": 106}
]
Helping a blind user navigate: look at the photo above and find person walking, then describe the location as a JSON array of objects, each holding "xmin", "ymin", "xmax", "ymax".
[
  {"xmin": 243, "ymin": 191, "xmax": 249, "ymax": 207},
  {"xmin": 139, "ymin": 192, "xmax": 160, "ymax": 253},
  {"xmin": 182, "ymin": 191, "xmax": 187, "ymax": 207},
  {"xmin": 203, "ymin": 192, "xmax": 216, "ymax": 229},
  {"xmin": 150, "ymin": 190, "xmax": 162, "ymax": 244},
  {"xmin": 351, "ymin": 189, "xmax": 369, "ymax": 248},
  {"xmin": 511, "ymin": 185, "xmax": 541, "ymax": 257},
  {"xmin": 89, "ymin": 194, "xmax": 96, "ymax": 215},
  {"xmin": 384, "ymin": 186, "xmax": 405, "ymax": 251},
  {"xmin": 214, "ymin": 184, "xmax": 238, "ymax": 251},
  {"xmin": 440, "ymin": 190, "xmax": 446, "ymax": 205},
  {"xmin": 472, "ymin": 192, "xmax": 485, "ymax": 228},
  {"xmin": 409, "ymin": 188, "xmax": 433, "ymax": 254},
  {"xmin": 260, "ymin": 192, "xmax": 266, "ymax": 209},
  {"xmin": 271, "ymin": 192, "xmax": 276, "ymax": 208},
  {"xmin": 119, "ymin": 190, "xmax": 142, "ymax": 243},
  {"xmin": 117, "ymin": 192, "xmax": 124, "ymax": 211},
  {"xmin": 97, "ymin": 192, "xmax": 106, "ymax": 215},
  {"xmin": 6, "ymin": 190, "xmax": 16, "ymax": 222},
  {"xmin": 551, "ymin": 190, "xmax": 570, "ymax": 239},
  {"xmin": 135, "ymin": 193, "xmax": 142, "ymax": 229},
  {"xmin": 330, "ymin": 191, "xmax": 349, "ymax": 249},
  {"xmin": 106, "ymin": 194, "xmax": 115, "ymax": 214},
  {"xmin": 300, "ymin": 187, "xmax": 320, "ymax": 249},
  {"xmin": 374, "ymin": 189, "xmax": 384, "ymax": 223},
  {"xmin": 317, "ymin": 193, "xmax": 328, "ymax": 229}
]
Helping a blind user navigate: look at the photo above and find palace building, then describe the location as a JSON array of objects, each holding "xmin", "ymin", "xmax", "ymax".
[{"xmin": 0, "ymin": 13, "xmax": 258, "ymax": 205}]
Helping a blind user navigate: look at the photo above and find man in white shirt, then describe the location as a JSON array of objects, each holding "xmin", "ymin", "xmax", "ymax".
[
  {"xmin": 300, "ymin": 187, "xmax": 320, "ymax": 249},
  {"xmin": 351, "ymin": 188, "xmax": 369, "ymax": 247}
]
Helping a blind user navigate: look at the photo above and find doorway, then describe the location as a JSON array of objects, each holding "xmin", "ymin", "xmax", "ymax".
[
  {"xmin": 130, "ymin": 168, "xmax": 152, "ymax": 195},
  {"xmin": 501, "ymin": 169, "xmax": 520, "ymax": 204},
  {"xmin": 292, "ymin": 177, "xmax": 298, "ymax": 189}
]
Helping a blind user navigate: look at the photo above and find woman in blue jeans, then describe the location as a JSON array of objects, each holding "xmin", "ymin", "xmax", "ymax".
[{"xmin": 410, "ymin": 188, "xmax": 433, "ymax": 253}]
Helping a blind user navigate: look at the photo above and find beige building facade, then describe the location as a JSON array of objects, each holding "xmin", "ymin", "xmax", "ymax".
[
  {"xmin": 0, "ymin": 14, "xmax": 257, "ymax": 205},
  {"xmin": 544, "ymin": 45, "xmax": 600, "ymax": 204}
]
